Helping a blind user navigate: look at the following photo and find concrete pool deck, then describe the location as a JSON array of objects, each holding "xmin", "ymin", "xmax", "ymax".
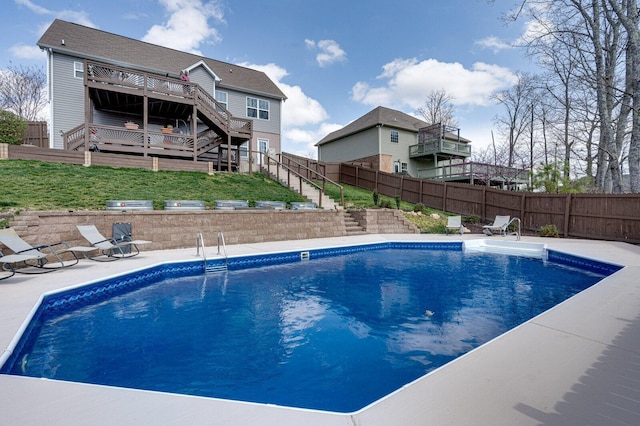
[{"xmin": 0, "ymin": 233, "xmax": 638, "ymax": 425}]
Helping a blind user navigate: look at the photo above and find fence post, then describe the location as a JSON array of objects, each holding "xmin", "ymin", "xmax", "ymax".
[
  {"xmin": 442, "ymin": 182, "xmax": 447, "ymax": 212},
  {"xmin": 482, "ymin": 187, "xmax": 487, "ymax": 220},
  {"xmin": 520, "ymin": 192, "xmax": 526, "ymax": 224},
  {"xmin": 564, "ymin": 193, "xmax": 572, "ymax": 238},
  {"xmin": 375, "ymin": 169, "xmax": 378, "ymax": 192}
]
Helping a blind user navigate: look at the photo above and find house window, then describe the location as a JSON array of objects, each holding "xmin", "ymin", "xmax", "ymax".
[
  {"xmin": 74, "ymin": 61, "xmax": 84, "ymax": 79},
  {"xmin": 239, "ymin": 141, "xmax": 248, "ymax": 158},
  {"xmin": 390, "ymin": 130, "xmax": 399, "ymax": 143},
  {"xmin": 247, "ymin": 97, "xmax": 270, "ymax": 120},
  {"xmin": 401, "ymin": 162, "xmax": 408, "ymax": 174},
  {"xmin": 258, "ymin": 138, "xmax": 269, "ymax": 153},
  {"xmin": 215, "ymin": 91, "xmax": 228, "ymax": 110}
]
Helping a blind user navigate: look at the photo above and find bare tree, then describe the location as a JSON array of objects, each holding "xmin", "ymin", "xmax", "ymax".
[
  {"xmin": 502, "ymin": 0, "xmax": 632, "ymax": 193},
  {"xmin": 0, "ymin": 63, "xmax": 47, "ymax": 121},
  {"xmin": 606, "ymin": 0, "xmax": 640, "ymax": 192},
  {"xmin": 491, "ymin": 73, "xmax": 539, "ymax": 167},
  {"xmin": 417, "ymin": 89, "xmax": 458, "ymax": 127}
]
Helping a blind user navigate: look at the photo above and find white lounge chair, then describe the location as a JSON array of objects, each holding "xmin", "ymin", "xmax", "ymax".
[
  {"xmin": 445, "ymin": 215, "xmax": 464, "ymax": 235},
  {"xmin": 0, "ymin": 228, "xmax": 95, "ymax": 272},
  {"xmin": 483, "ymin": 215, "xmax": 511, "ymax": 236},
  {"xmin": 77, "ymin": 225, "xmax": 151, "ymax": 260}
]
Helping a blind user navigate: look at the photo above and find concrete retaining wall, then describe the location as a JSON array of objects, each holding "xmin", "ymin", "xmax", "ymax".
[{"xmin": 349, "ymin": 209, "xmax": 420, "ymax": 234}]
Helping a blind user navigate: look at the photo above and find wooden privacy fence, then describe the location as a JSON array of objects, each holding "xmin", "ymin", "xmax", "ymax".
[
  {"xmin": 340, "ymin": 163, "xmax": 640, "ymax": 244},
  {"xmin": 23, "ymin": 121, "xmax": 49, "ymax": 148}
]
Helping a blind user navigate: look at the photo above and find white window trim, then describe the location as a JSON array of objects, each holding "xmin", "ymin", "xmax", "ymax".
[
  {"xmin": 239, "ymin": 141, "xmax": 249, "ymax": 158},
  {"xmin": 74, "ymin": 61, "xmax": 84, "ymax": 79},
  {"xmin": 390, "ymin": 130, "xmax": 399, "ymax": 143},
  {"xmin": 247, "ymin": 96, "xmax": 270, "ymax": 120},
  {"xmin": 215, "ymin": 90, "xmax": 228, "ymax": 110}
]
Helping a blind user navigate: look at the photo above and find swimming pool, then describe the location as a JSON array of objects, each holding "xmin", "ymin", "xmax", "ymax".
[{"xmin": 0, "ymin": 242, "xmax": 622, "ymax": 413}]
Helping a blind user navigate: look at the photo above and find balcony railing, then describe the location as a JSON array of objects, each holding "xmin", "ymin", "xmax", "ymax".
[
  {"xmin": 409, "ymin": 138, "xmax": 471, "ymax": 158},
  {"xmin": 416, "ymin": 161, "xmax": 529, "ymax": 182}
]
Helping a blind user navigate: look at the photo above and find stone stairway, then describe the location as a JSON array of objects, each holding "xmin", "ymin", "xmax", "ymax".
[
  {"xmin": 262, "ymin": 164, "xmax": 341, "ymax": 210},
  {"xmin": 343, "ymin": 211, "xmax": 367, "ymax": 236}
]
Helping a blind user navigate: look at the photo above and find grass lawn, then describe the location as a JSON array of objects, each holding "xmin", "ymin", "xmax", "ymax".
[{"xmin": 0, "ymin": 159, "xmax": 454, "ymax": 233}]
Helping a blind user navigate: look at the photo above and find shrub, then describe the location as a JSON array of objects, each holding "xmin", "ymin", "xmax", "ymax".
[
  {"xmin": 413, "ymin": 203, "xmax": 425, "ymax": 213},
  {"xmin": 394, "ymin": 195, "xmax": 401, "ymax": 209},
  {"xmin": 539, "ymin": 224, "xmax": 559, "ymax": 237},
  {"xmin": 463, "ymin": 214, "xmax": 480, "ymax": 224},
  {"xmin": 379, "ymin": 199, "xmax": 392, "ymax": 208},
  {"xmin": 372, "ymin": 190, "xmax": 379, "ymax": 206},
  {"xmin": 0, "ymin": 110, "xmax": 27, "ymax": 145}
]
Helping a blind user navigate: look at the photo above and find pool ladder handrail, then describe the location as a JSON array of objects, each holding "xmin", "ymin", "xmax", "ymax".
[
  {"xmin": 197, "ymin": 231, "xmax": 228, "ymax": 273},
  {"xmin": 507, "ymin": 217, "xmax": 521, "ymax": 241}
]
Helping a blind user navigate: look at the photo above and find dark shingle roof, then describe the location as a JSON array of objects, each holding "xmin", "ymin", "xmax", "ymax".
[
  {"xmin": 316, "ymin": 106, "xmax": 429, "ymax": 146},
  {"xmin": 38, "ymin": 19, "xmax": 286, "ymax": 100}
]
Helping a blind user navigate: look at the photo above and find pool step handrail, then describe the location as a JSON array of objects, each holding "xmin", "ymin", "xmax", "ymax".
[
  {"xmin": 508, "ymin": 217, "xmax": 521, "ymax": 241},
  {"xmin": 214, "ymin": 231, "xmax": 228, "ymax": 272},
  {"xmin": 197, "ymin": 231, "xmax": 228, "ymax": 273}
]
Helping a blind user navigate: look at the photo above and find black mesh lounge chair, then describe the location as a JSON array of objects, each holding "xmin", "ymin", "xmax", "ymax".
[
  {"xmin": 77, "ymin": 225, "xmax": 151, "ymax": 260},
  {"xmin": 0, "ymin": 228, "xmax": 95, "ymax": 273}
]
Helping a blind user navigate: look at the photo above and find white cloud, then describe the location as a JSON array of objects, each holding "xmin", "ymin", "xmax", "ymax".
[
  {"xmin": 14, "ymin": 0, "xmax": 96, "ymax": 28},
  {"xmin": 475, "ymin": 36, "xmax": 512, "ymax": 53},
  {"xmin": 305, "ymin": 39, "xmax": 347, "ymax": 67},
  {"xmin": 9, "ymin": 43, "xmax": 45, "ymax": 60},
  {"xmin": 352, "ymin": 57, "xmax": 518, "ymax": 110},
  {"xmin": 142, "ymin": 0, "xmax": 225, "ymax": 54},
  {"xmin": 237, "ymin": 61, "xmax": 331, "ymax": 156}
]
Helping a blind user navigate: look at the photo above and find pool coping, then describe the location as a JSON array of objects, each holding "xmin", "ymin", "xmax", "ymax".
[{"xmin": 0, "ymin": 234, "xmax": 639, "ymax": 425}]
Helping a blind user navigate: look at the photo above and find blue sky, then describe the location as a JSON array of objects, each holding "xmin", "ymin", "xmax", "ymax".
[{"xmin": 2, "ymin": 0, "xmax": 536, "ymax": 156}]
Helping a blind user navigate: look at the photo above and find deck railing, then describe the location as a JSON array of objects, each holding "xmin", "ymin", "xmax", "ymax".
[{"xmin": 416, "ymin": 161, "xmax": 529, "ymax": 182}]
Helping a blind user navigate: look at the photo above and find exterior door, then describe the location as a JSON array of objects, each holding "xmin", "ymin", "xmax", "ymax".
[{"xmin": 258, "ymin": 138, "xmax": 269, "ymax": 163}]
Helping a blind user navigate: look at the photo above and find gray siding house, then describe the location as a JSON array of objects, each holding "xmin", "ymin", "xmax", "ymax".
[
  {"xmin": 316, "ymin": 106, "xmax": 471, "ymax": 178},
  {"xmin": 37, "ymin": 19, "xmax": 286, "ymax": 171}
]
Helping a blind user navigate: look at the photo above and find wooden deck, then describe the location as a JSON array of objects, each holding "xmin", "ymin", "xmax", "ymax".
[{"xmin": 63, "ymin": 60, "xmax": 252, "ymax": 169}]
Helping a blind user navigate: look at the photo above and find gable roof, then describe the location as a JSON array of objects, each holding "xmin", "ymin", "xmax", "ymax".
[
  {"xmin": 38, "ymin": 19, "xmax": 286, "ymax": 100},
  {"xmin": 316, "ymin": 106, "xmax": 429, "ymax": 146}
]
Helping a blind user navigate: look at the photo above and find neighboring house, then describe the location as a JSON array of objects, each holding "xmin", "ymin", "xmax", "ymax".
[
  {"xmin": 316, "ymin": 106, "xmax": 471, "ymax": 178},
  {"xmin": 316, "ymin": 106, "xmax": 528, "ymax": 187},
  {"xmin": 37, "ymin": 19, "xmax": 287, "ymax": 171}
]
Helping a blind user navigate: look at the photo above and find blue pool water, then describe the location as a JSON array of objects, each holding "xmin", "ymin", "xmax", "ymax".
[{"xmin": 0, "ymin": 243, "xmax": 620, "ymax": 413}]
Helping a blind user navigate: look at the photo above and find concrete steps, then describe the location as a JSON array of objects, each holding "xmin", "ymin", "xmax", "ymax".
[{"xmin": 343, "ymin": 211, "xmax": 367, "ymax": 236}]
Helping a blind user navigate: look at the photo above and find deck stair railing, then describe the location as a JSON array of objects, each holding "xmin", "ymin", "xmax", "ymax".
[{"xmin": 258, "ymin": 151, "xmax": 344, "ymax": 209}]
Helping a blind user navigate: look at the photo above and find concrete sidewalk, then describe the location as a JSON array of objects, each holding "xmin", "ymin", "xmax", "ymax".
[{"xmin": 1, "ymin": 234, "xmax": 639, "ymax": 425}]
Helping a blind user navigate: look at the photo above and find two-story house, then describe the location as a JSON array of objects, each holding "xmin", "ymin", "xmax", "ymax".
[
  {"xmin": 316, "ymin": 106, "xmax": 471, "ymax": 178},
  {"xmin": 37, "ymin": 19, "xmax": 287, "ymax": 171}
]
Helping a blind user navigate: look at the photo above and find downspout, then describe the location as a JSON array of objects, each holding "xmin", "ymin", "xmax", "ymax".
[
  {"xmin": 378, "ymin": 124, "xmax": 383, "ymax": 171},
  {"xmin": 46, "ymin": 48, "xmax": 54, "ymax": 148}
]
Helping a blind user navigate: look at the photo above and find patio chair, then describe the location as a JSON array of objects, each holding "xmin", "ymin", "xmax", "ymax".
[
  {"xmin": 0, "ymin": 228, "xmax": 95, "ymax": 273},
  {"xmin": 482, "ymin": 215, "xmax": 511, "ymax": 236},
  {"xmin": 77, "ymin": 225, "xmax": 151, "ymax": 260},
  {"xmin": 1, "ymin": 252, "xmax": 40, "ymax": 280},
  {"xmin": 445, "ymin": 215, "xmax": 464, "ymax": 235}
]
